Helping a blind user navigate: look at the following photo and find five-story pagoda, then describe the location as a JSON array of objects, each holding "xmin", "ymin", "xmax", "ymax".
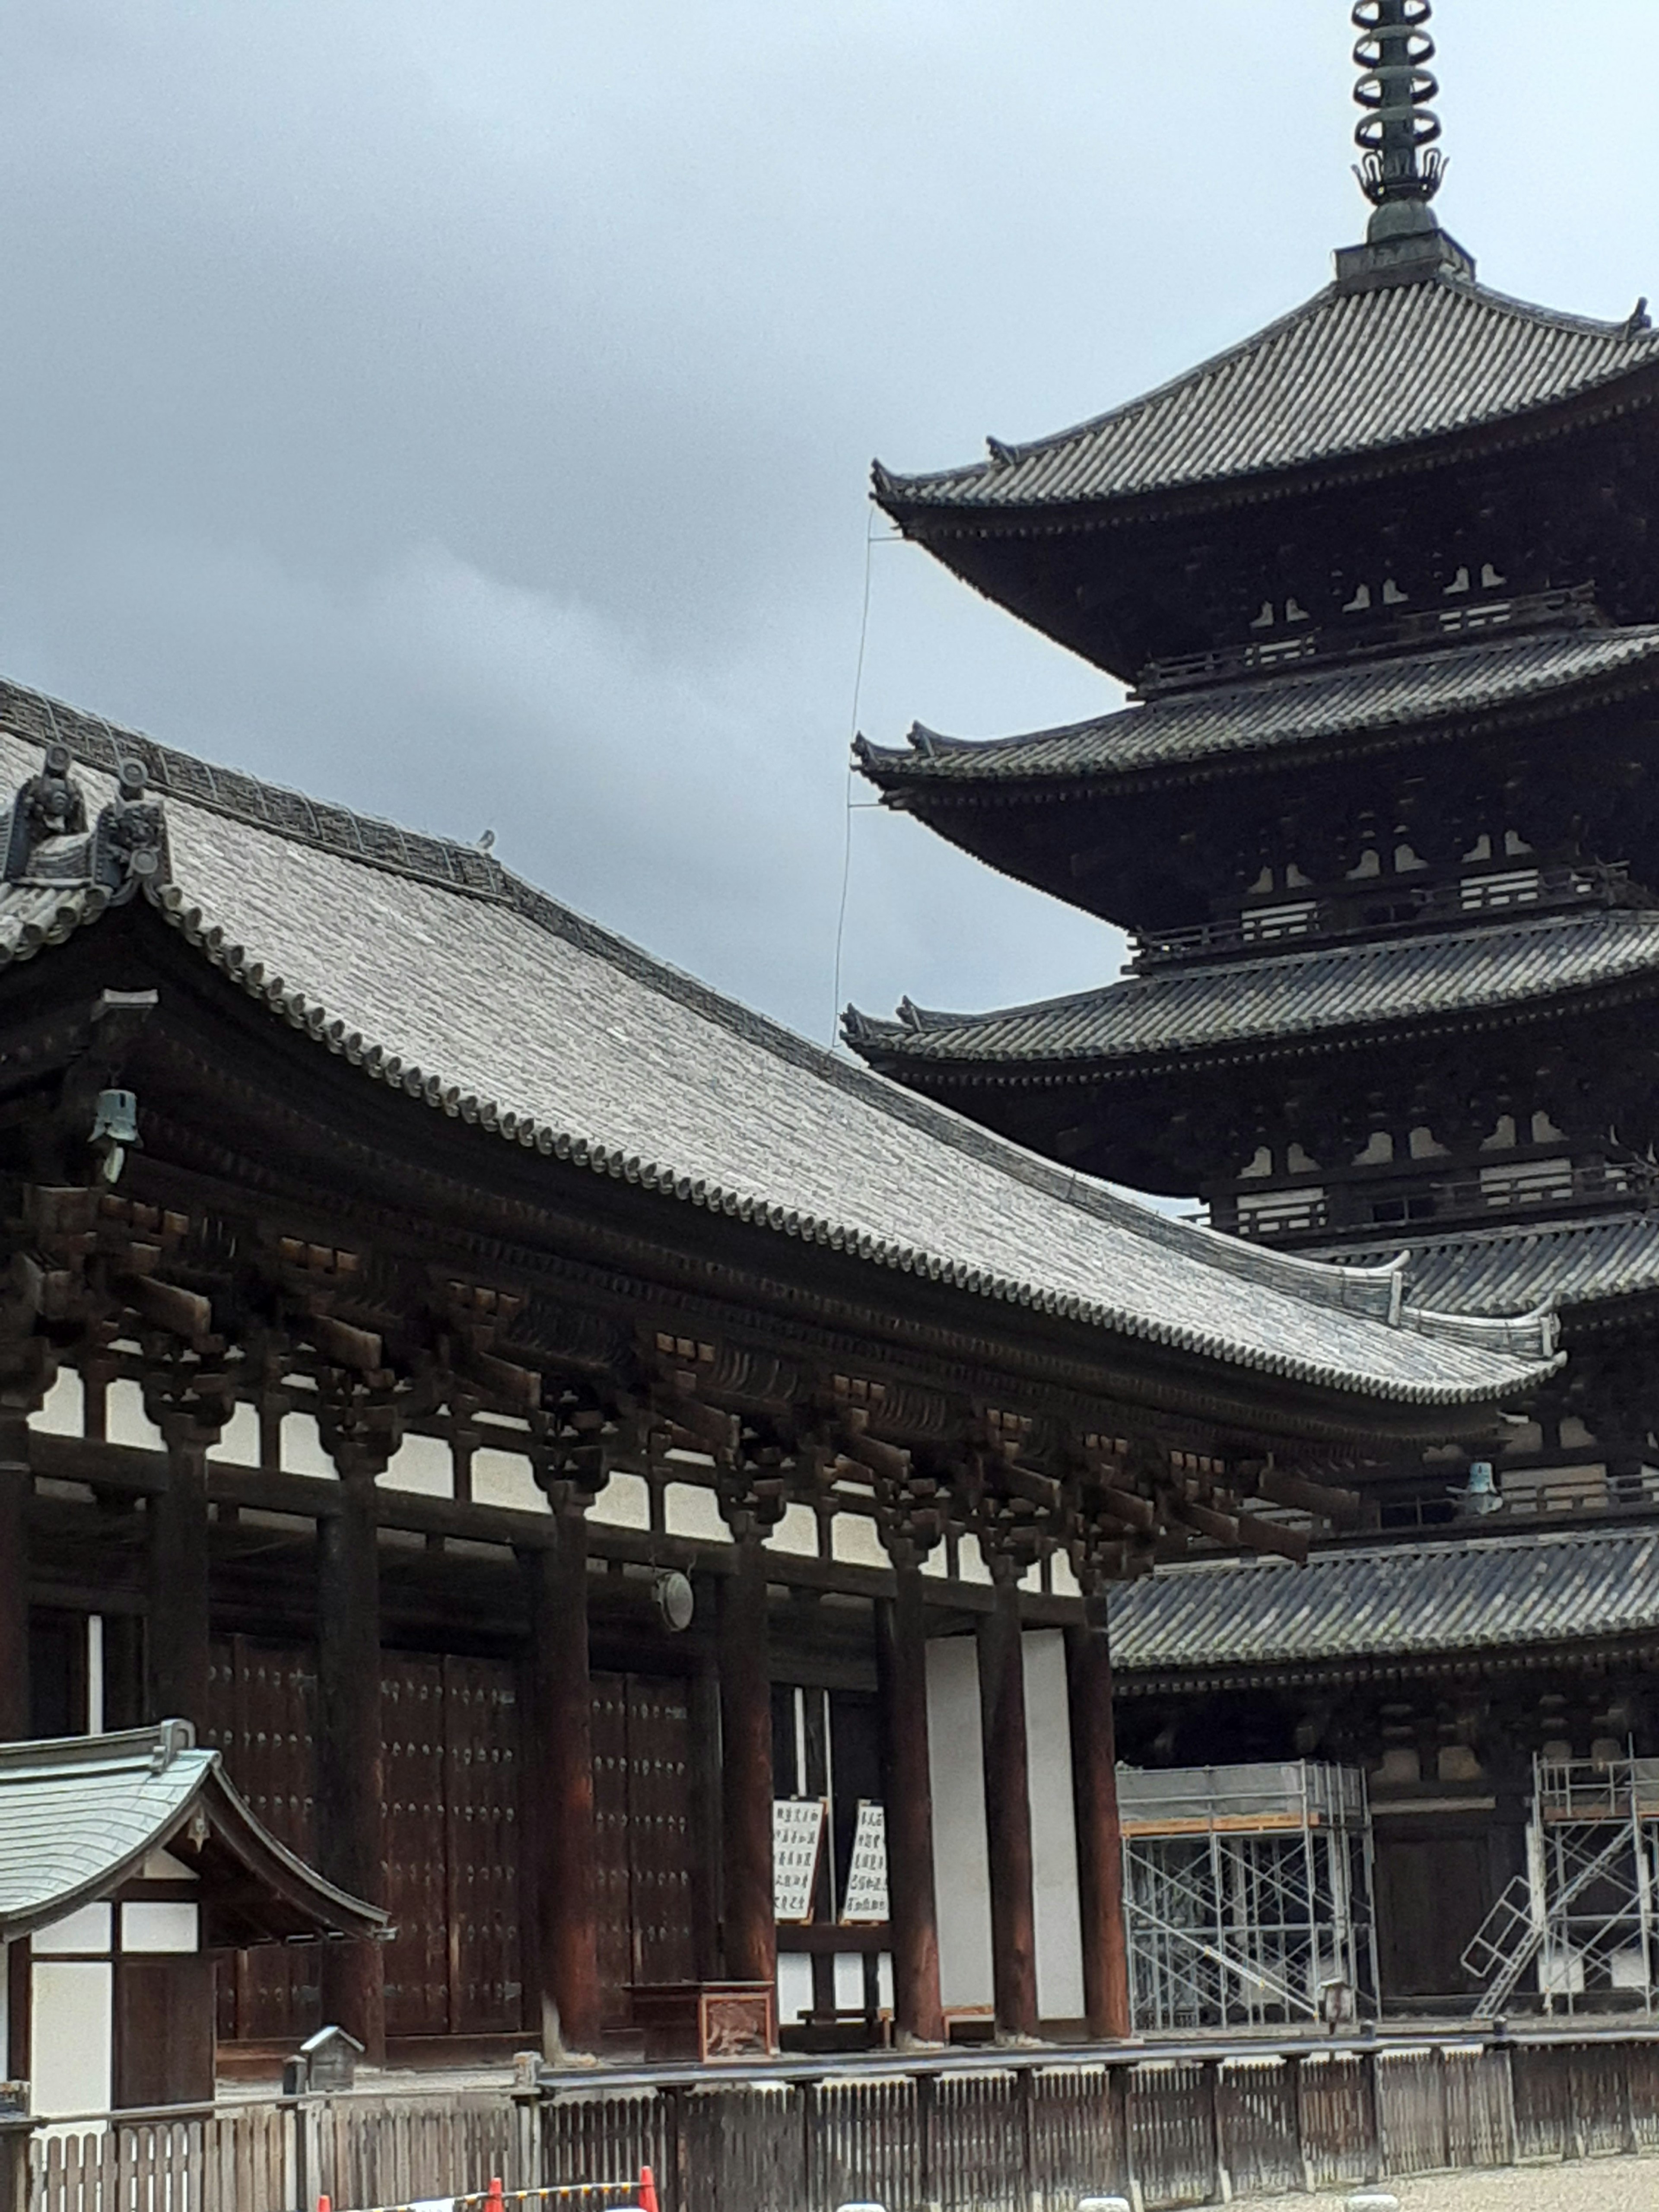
[{"xmin": 849, "ymin": 2, "xmax": 1659, "ymax": 1495}]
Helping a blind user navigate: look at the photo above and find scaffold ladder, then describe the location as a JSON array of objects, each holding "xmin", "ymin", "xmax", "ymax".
[{"xmin": 1462, "ymin": 1827, "xmax": 1632, "ymax": 2013}]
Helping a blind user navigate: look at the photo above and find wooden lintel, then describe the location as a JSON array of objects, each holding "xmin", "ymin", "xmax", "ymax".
[{"xmin": 24, "ymin": 1427, "xmax": 1087, "ymax": 1624}]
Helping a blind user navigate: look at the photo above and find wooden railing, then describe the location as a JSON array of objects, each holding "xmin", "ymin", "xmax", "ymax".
[{"xmin": 25, "ymin": 2032, "xmax": 1659, "ymax": 2212}]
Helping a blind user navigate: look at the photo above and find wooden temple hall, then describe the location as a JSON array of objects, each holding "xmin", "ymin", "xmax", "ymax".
[
  {"xmin": 8, "ymin": 0, "xmax": 1659, "ymax": 2100},
  {"xmin": 0, "ymin": 626, "xmax": 1557, "ymax": 2084}
]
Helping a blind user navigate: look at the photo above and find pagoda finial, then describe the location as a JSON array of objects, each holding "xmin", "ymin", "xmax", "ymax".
[{"xmin": 1352, "ymin": 0, "xmax": 1445, "ymax": 241}]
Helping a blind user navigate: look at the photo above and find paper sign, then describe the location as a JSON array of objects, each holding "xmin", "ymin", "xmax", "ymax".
[
  {"xmin": 840, "ymin": 1800, "xmax": 890, "ymax": 1924},
  {"xmin": 773, "ymin": 1796, "xmax": 827, "ymax": 1923}
]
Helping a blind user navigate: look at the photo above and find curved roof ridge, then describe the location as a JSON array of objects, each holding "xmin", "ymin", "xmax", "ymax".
[
  {"xmin": 860, "ymin": 626, "xmax": 1659, "ymax": 781},
  {"xmin": 0, "ymin": 719, "xmax": 1562, "ymax": 1403},
  {"xmin": 877, "ymin": 266, "xmax": 1659, "ymax": 513}
]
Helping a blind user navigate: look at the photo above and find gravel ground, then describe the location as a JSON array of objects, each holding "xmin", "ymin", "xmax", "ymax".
[{"xmin": 1228, "ymin": 2162, "xmax": 1659, "ymax": 2211}]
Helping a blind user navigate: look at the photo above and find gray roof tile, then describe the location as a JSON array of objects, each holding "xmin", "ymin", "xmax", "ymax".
[
  {"xmin": 858, "ymin": 629, "xmax": 1659, "ymax": 790},
  {"xmin": 1109, "ymin": 1526, "xmax": 1659, "ymax": 1676},
  {"xmin": 0, "ymin": 1724, "xmax": 385, "ymax": 1944},
  {"xmin": 0, "ymin": 686, "xmax": 1560, "ymax": 1407},
  {"xmin": 848, "ymin": 911, "xmax": 1659, "ymax": 1069},
  {"xmin": 1317, "ymin": 1213, "xmax": 1659, "ymax": 1321},
  {"xmin": 879, "ymin": 272, "xmax": 1659, "ymax": 513}
]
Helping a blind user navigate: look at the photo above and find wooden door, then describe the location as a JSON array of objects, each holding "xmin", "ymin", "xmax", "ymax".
[
  {"xmin": 591, "ymin": 1672, "xmax": 699, "ymax": 2024},
  {"xmin": 382, "ymin": 1656, "xmax": 449, "ymax": 2037},
  {"xmin": 205, "ymin": 1637, "xmax": 321, "ymax": 2041}
]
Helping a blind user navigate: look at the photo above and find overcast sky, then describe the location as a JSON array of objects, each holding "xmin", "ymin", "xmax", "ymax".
[{"xmin": 0, "ymin": 0, "xmax": 1655, "ymax": 1053}]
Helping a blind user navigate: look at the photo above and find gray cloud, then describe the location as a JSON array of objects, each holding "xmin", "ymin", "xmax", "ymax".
[{"xmin": 0, "ymin": 0, "xmax": 1653, "ymax": 1067}]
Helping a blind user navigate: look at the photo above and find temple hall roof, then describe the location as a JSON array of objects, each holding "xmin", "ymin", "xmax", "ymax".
[
  {"xmin": 1108, "ymin": 1525, "xmax": 1659, "ymax": 1684},
  {"xmin": 846, "ymin": 910, "xmax": 1659, "ymax": 1074},
  {"xmin": 0, "ymin": 678, "xmax": 1560, "ymax": 1411},
  {"xmin": 858, "ymin": 627, "xmax": 1659, "ymax": 795},
  {"xmin": 877, "ymin": 269, "xmax": 1659, "ymax": 520}
]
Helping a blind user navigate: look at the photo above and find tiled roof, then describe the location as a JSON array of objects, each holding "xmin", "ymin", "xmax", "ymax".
[
  {"xmin": 1319, "ymin": 1213, "xmax": 1659, "ymax": 1322},
  {"xmin": 846, "ymin": 911, "xmax": 1659, "ymax": 1070},
  {"xmin": 857, "ymin": 629, "xmax": 1659, "ymax": 792},
  {"xmin": 0, "ymin": 682, "xmax": 1560, "ymax": 1409},
  {"xmin": 877, "ymin": 270, "xmax": 1659, "ymax": 515},
  {"xmin": 0, "ymin": 1723, "xmax": 384, "ymax": 1944},
  {"xmin": 1109, "ymin": 1527, "xmax": 1659, "ymax": 1679}
]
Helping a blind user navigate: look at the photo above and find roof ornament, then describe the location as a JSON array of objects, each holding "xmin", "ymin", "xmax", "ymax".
[
  {"xmin": 0, "ymin": 741, "xmax": 171, "ymax": 902},
  {"xmin": 1352, "ymin": 0, "xmax": 1445, "ymax": 242}
]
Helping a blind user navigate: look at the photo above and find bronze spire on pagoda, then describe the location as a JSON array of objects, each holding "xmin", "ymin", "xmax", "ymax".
[{"xmin": 1353, "ymin": 0, "xmax": 1445, "ymax": 241}]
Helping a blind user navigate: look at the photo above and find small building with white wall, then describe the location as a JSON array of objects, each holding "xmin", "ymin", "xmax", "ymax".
[{"xmin": 0, "ymin": 1721, "xmax": 385, "ymax": 2117}]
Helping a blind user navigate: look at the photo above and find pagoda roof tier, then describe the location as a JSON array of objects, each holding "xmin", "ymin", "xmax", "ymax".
[
  {"xmin": 0, "ymin": 679, "xmax": 1561, "ymax": 1415},
  {"xmin": 845, "ymin": 909, "xmax": 1659, "ymax": 1079},
  {"xmin": 1317, "ymin": 1211, "xmax": 1659, "ymax": 1325},
  {"xmin": 859, "ymin": 624, "xmax": 1659, "ymax": 799},
  {"xmin": 1107, "ymin": 1525, "xmax": 1659, "ymax": 1689},
  {"xmin": 877, "ymin": 267, "xmax": 1659, "ymax": 521}
]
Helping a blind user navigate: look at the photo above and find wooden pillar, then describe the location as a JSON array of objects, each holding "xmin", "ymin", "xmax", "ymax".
[
  {"xmin": 523, "ymin": 1508, "xmax": 601, "ymax": 2059},
  {"xmin": 1067, "ymin": 1616, "xmax": 1131, "ymax": 2040},
  {"xmin": 316, "ymin": 1468, "xmax": 386, "ymax": 2059},
  {"xmin": 978, "ymin": 1568, "xmax": 1039, "ymax": 2038},
  {"xmin": 0, "ymin": 1411, "xmax": 30, "ymax": 1741},
  {"xmin": 146, "ymin": 1433, "xmax": 212, "ymax": 1728},
  {"xmin": 877, "ymin": 1562, "xmax": 944, "ymax": 2044},
  {"xmin": 718, "ymin": 1536, "xmax": 776, "ymax": 1987}
]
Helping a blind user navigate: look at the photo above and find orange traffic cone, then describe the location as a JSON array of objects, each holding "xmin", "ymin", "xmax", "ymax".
[
  {"xmin": 486, "ymin": 2184, "xmax": 506, "ymax": 2211},
  {"xmin": 638, "ymin": 2165, "xmax": 659, "ymax": 2212},
  {"xmin": 316, "ymin": 2199, "xmax": 331, "ymax": 2212}
]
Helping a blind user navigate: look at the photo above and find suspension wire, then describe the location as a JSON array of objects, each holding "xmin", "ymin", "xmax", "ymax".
[{"xmin": 830, "ymin": 511, "xmax": 879, "ymax": 1047}]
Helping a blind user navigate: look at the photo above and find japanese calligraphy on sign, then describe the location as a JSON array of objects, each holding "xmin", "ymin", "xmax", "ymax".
[
  {"xmin": 840, "ymin": 1800, "xmax": 890, "ymax": 1925},
  {"xmin": 772, "ymin": 1797, "xmax": 827, "ymax": 1923}
]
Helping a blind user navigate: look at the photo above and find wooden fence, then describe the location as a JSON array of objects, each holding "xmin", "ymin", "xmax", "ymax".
[{"xmin": 27, "ymin": 2032, "xmax": 1659, "ymax": 2212}]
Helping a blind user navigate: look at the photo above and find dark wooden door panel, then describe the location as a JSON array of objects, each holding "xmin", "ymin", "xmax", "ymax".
[
  {"xmin": 444, "ymin": 1654, "xmax": 522, "ymax": 2034},
  {"xmin": 628, "ymin": 1676, "xmax": 697, "ymax": 1987},
  {"xmin": 382, "ymin": 1655, "xmax": 449, "ymax": 2036},
  {"xmin": 592, "ymin": 1671, "xmax": 635, "ymax": 2026},
  {"xmin": 204, "ymin": 1637, "xmax": 321, "ymax": 2042}
]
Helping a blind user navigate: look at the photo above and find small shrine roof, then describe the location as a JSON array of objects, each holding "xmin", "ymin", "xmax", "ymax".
[
  {"xmin": 1320, "ymin": 1212, "xmax": 1659, "ymax": 1322},
  {"xmin": 0, "ymin": 1722, "xmax": 386, "ymax": 1946},
  {"xmin": 0, "ymin": 679, "xmax": 1562, "ymax": 1411},
  {"xmin": 858, "ymin": 627, "xmax": 1659, "ymax": 794},
  {"xmin": 846, "ymin": 910, "xmax": 1659, "ymax": 1074},
  {"xmin": 877, "ymin": 269, "xmax": 1659, "ymax": 520},
  {"xmin": 1109, "ymin": 1525, "xmax": 1659, "ymax": 1682}
]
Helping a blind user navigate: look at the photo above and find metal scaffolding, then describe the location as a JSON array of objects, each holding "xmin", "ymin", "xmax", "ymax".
[
  {"xmin": 1463, "ymin": 1754, "xmax": 1659, "ymax": 2016},
  {"xmin": 1119, "ymin": 1761, "xmax": 1379, "ymax": 2032}
]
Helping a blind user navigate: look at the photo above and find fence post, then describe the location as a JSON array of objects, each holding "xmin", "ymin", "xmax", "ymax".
[
  {"xmin": 0, "ymin": 2114, "xmax": 31, "ymax": 2212},
  {"xmin": 1205, "ymin": 2061, "xmax": 1231, "ymax": 2205},
  {"xmin": 511, "ymin": 2052, "xmax": 541, "ymax": 2191},
  {"xmin": 1116, "ymin": 2066, "xmax": 1142, "ymax": 2212},
  {"xmin": 1361, "ymin": 2045, "xmax": 1385, "ymax": 2185}
]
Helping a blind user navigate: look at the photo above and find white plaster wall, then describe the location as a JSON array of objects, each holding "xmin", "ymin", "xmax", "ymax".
[
  {"xmin": 470, "ymin": 1449, "xmax": 546, "ymax": 1513},
  {"xmin": 591, "ymin": 1471, "xmax": 651, "ymax": 1530},
  {"xmin": 377, "ymin": 1432, "xmax": 454, "ymax": 1498},
  {"xmin": 32, "ymin": 1961, "xmax": 113, "ymax": 2118},
  {"xmin": 925, "ymin": 1635, "xmax": 993, "ymax": 2010},
  {"xmin": 831, "ymin": 1513, "xmax": 885, "ymax": 1569},
  {"xmin": 31, "ymin": 1370, "xmax": 82, "ymax": 1437},
  {"xmin": 765, "ymin": 1503, "xmax": 819, "ymax": 1557},
  {"xmin": 1023, "ymin": 1629, "xmax": 1085, "ymax": 2023},
  {"xmin": 926, "ymin": 1630, "xmax": 1085, "ymax": 2024},
  {"xmin": 777, "ymin": 1952, "xmax": 813, "ymax": 2025},
  {"xmin": 210, "ymin": 1400, "xmax": 261, "ymax": 1466},
  {"xmin": 664, "ymin": 1483, "xmax": 725, "ymax": 1541}
]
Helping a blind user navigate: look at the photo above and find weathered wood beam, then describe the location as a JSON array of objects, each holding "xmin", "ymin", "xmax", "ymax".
[
  {"xmin": 718, "ymin": 1536, "xmax": 775, "ymax": 1996},
  {"xmin": 1066, "ymin": 1617, "xmax": 1130, "ymax": 2040},
  {"xmin": 0, "ymin": 1410, "xmax": 31, "ymax": 1739},
  {"xmin": 315, "ymin": 1466, "xmax": 386, "ymax": 2061},
  {"xmin": 523, "ymin": 1511, "xmax": 601, "ymax": 2059},
  {"xmin": 978, "ymin": 1568, "xmax": 1039, "ymax": 2040},
  {"xmin": 877, "ymin": 1563, "xmax": 944, "ymax": 2047}
]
